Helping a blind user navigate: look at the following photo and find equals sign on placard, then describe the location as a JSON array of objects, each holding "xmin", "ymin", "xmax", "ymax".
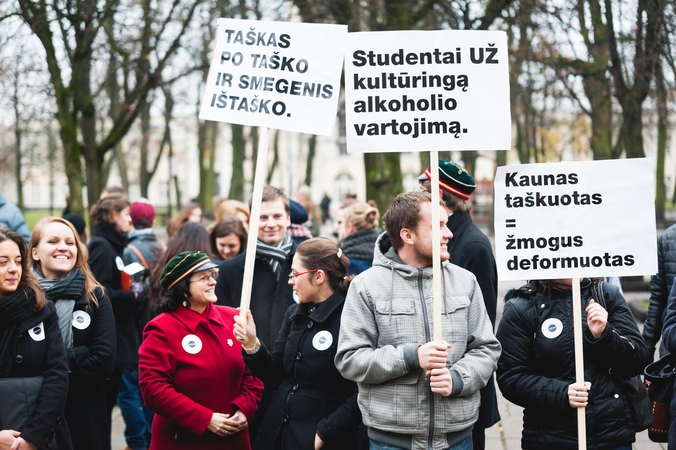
[{"xmin": 506, "ymin": 219, "xmax": 516, "ymax": 228}]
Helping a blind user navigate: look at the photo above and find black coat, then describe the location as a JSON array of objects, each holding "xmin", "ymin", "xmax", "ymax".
[
  {"xmin": 244, "ymin": 291, "xmax": 361, "ymax": 450},
  {"xmin": 215, "ymin": 245, "xmax": 297, "ymax": 347},
  {"xmin": 496, "ymin": 280, "xmax": 649, "ymax": 449},
  {"xmin": 446, "ymin": 211, "xmax": 500, "ymax": 430},
  {"xmin": 644, "ymin": 223, "xmax": 676, "ymax": 360},
  {"xmin": 61, "ymin": 288, "xmax": 116, "ymax": 450},
  {"xmin": 11, "ymin": 301, "xmax": 73, "ymax": 450},
  {"xmin": 88, "ymin": 222, "xmax": 139, "ymax": 369}
]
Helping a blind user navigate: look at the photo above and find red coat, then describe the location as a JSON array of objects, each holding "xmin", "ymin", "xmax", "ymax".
[{"xmin": 139, "ymin": 304, "xmax": 263, "ymax": 450}]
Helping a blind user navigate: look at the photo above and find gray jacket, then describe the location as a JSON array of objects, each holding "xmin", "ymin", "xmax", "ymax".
[
  {"xmin": 335, "ymin": 233, "xmax": 500, "ymax": 450},
  {"xmin": 0, "ymin": 191, "xmax": 30, "ymax": 241}
]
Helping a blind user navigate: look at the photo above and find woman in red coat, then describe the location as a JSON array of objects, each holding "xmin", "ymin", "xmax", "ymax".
[{"xmin": 138, "ymin": 251, "xmax": 263, "ymax": 450}]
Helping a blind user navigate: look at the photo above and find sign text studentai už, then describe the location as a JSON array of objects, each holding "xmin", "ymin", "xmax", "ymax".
[
  {"xmin": 199, "ymin": 19, "xmax": 347, "ymax": 136},
  {"xmin": 344, "ymin": 30, "xmax": 511, "ymax": 153},
  {"xmin": 494, "ymin": 158, "xmax": 658, "ymax": 281}
]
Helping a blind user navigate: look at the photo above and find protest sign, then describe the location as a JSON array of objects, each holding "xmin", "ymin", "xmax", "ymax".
[
  {"xmin": 494, "ymin": 158, "xmax": 658, "ymax": 281},
  {"xmin": 199, "ymin": 19, "xmax": 347, "ymax": 136},
  {"xmin": 344, "ymin": 30, "xmax": 510, "ymax": 153}
]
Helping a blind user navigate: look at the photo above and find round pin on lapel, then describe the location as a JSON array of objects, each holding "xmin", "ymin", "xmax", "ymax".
[
  {"xmin": 182, "ymin": 334, "xmax": 203, "ymax": 354},
  {"xmin": 312, "ymin": 330, "xmax": 333, "ymax": 351},
  {"xmin": 72, "ymin": 311, "xmax": 91, "ymax": 330}
]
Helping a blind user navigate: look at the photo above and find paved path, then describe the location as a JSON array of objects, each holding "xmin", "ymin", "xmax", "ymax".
[{"xmin": 111, "ymin": 279, "xmax": 665, "ymax": 449}]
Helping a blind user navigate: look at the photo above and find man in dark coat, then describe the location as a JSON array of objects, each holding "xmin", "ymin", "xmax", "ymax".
[
  {"xmin": 420, "ymin": 160, "xmax": 499, "ymax": 450},
  {"xmin": 215, "ymin": 185, "xmax": 297, "ymax": 443}
]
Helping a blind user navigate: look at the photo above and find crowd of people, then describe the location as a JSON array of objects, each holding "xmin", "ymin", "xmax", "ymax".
[{"xmin": 0, "ymin": 160, "xmax": 669, "ymax": 450}]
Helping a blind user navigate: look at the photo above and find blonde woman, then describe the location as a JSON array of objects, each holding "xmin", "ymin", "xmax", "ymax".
[
  {"xmin": 338, "ymin": 202, "xmax": 380, "ymax": 275},
  {"xmin": 29, "ymin": 217, "xmax": 115, "ymax": 450}
]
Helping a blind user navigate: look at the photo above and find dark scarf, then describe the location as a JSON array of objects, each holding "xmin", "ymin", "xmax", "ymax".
[
  {"xmin": 0, "ymin": 287, "xmax": 37, "ymax": 378},
  {"xmin": 256, "ymin": 234, "xmax": 293, "ymax": 277},
  {"xmin": 341, "ymin": 229, "xmax": 380, "ymax": 261},
  {"xmin": 38, "ymin": 268, "xmax": 86, "ymax": 303},
  {"xmin": 34, "ymin": 268, "xmax": 86, "ymax": 348},
  {"xmin": 92, "ymin": 221, "xmax": 128, "ymax": 253}
]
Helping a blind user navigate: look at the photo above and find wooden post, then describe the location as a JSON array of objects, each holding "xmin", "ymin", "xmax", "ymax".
[
  {"xmin": 571, "ymin": 277, "xmax": 586, "ymax": 449},
  {"xmin": 430, "ymin": 151, "xmax": 442, "ymax": 342},
  {"xmin": 239, "ymin": 127, "xmax": 269, "ymax": 317}
]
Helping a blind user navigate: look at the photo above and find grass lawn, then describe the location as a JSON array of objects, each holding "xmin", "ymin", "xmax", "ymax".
[{"xmin": 23, "ymin": 210, "xmax": 74, "ymax": 229}]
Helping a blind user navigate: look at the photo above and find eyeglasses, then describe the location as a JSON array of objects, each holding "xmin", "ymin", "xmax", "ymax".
[
  {"xmin": 189, "ymin": 270, "xmax": 218, "ymax": 285},
  {"xmin": 288, "ymin": 269, "xmax": 318, "ymax": 281}
]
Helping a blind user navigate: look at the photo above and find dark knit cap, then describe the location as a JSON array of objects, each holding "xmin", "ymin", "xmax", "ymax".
[
  {"xmin": 423, "ymin": 160, "xmax": 476, "ymax": 200},
  {"xmin": 289, "ymin": 199, "xmax": 308, "ymax": 225},
  {"xmin": 63, "ymin": 213, "xmax": 87, "ymax": 236},
  {"xmin": 160, "ymin": 251, "xmax": 218, "ymax": 290}
]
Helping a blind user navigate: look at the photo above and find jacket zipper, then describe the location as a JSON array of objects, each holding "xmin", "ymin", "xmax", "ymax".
[
  {"xmin": 417, "ymin": 269, "xmax": 434, "ymax": 450},
  {"xmin": 611, "ymin": 329, "xmax": 635, "ymax": 349}
]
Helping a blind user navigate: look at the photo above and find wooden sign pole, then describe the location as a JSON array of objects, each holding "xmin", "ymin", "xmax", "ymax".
[
  {"xmin": 571, "ymin": 277, "xmax": 586, "ymax": 449},
  {"xmin": 430, "ymin": 151, "xmax": 442, "ymax": 342},
  {"xmin": 239, "ymin": 127, "xmax": 269, "ymax": 317}
]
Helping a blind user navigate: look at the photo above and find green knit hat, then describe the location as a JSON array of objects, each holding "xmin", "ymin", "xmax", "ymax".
[
  {"xmin": 160, "ymin": 251, "xmax": 218, "ymax": 290},
  {"xmin": 423, "ymin": 160, "xmax": 476, "ymax": 200}
]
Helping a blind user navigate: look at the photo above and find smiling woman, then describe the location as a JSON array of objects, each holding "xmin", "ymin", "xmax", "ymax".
[
  {"xmin": 28, "ymin": 217, "xmax": 115, "ymax": 450},
  {"xmin": 0, "ymin": 227, "xmax": 73, "ymax": 450},
  {"xmin": 138, "ymin": 251, "xmax": 263, "ymax": 450}
]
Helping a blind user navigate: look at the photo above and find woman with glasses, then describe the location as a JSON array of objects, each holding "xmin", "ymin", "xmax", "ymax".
[
  {"xmin": 138, "ymin": 251, "xmax": 263, "ymax": 449},
  {"xmin": 233, "ymin": 238, "xmax": 362, "ymax": 450}
]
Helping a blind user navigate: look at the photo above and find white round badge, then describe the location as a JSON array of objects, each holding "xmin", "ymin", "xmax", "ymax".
[
  {"xmin": 72, "ymin": 311, "xmax": 91, "ymax": 330},
  {"xmin": 28, "ymin": 322, "xmax": 46, "ymax": 341},
  {"xmin": 312, "ymin": 330, "xmax": 333, "ymax": 351},
  {"xmin": 115, "ymin": 256, "xmax": 125, "ymax": 271},
  {"xmin": 541, "ymin": 318, "xmax": 563, "ymax": 339},
  {"xmin": 182, "ymin": 335, "xmax": 203, "ymax": 354}
]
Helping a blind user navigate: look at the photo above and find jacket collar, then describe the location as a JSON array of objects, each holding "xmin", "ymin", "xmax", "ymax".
[
  {"xmin": 170, "ymin": 303, "xmax": 224, "ymax": 332},
  {"xmin": 289, "ymin": 290, "xmax": 346, "ymax": 323},
  {"xmin": 92, "ymin": 222, "xmax": 128, "ymax": 252},
  {"xmin": 446, "ymin": 211, "xmax": 472, "ymax": 236}
]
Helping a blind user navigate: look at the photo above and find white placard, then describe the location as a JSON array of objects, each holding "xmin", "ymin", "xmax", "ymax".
[
  {"xmin": 494, "ymin": 159, "xmax": 658, "ymax": 281},
  {"xmin": 199, "ymin": 19, "xmax": 347, "ymax": 136},
  {"xmin": 344, "ymin": 30, "xmax": 511, "ymax": 153}
]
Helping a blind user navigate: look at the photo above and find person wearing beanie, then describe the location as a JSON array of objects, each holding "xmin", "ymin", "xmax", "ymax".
[
  {"xmin": 419, "ymin": 160, "xmax": 500, "ymax": 450},
  {"xmin": 63, "ymin": 212, "xmax": 88, "ymax": 244},
  {"xmin": 119, "ymin": 198, "xmax": 166, "ymax": 450},
  {"xmin": 287, "ymin": 199, "xmax": 312, "ymax": 245},
  {"xmin": 138, "ymin": 251, "xmax": 263, "ymax": 450}
]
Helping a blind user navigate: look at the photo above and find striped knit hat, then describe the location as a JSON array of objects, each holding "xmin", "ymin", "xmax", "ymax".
[
  {"xmin": 423, "ymin": 160, "xmax": 476, "ymax": 200},
  {"xmin": 160, "ymin": 251, "xmax": 218, "ymax": 290}
]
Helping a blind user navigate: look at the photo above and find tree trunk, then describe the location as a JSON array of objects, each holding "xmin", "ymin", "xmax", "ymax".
[
  {"xmin": 267, "ymin": 130, "xmax": 279, "ymax": 185},
  {"xmin": 197, "ymin": 120, "xmax": 217, "ymax": 212},
  {"xmin": 364, "ymin": 153, "xmax": 403, "ymax": 219},
  {"xmin": 229, "ymin": 124, "xmax": 246, "ymax": 201},
  {"xmin": 304, "ymin": 134, "xmax": 316, "ymax": 186}
]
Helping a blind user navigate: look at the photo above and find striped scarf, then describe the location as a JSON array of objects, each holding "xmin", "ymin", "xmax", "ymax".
[{"xmin": 255, "ymin": 234, "xmax": 293, "ymax": 278}]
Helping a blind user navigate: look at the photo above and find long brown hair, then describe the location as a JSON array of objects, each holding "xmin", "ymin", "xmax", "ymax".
[
  {"xmin": 0, "ymin": 227, "xmax": 46, "ymax": 310},
  {"xmin": 28, "ymin": 217, "xmax": 103, "ymax": 307},
  {"xmin": 296, "ymin": 237, "xmax": 354, "ymax": 293},
  {"xmin": 167, "ymin": 202, "xmax": 202, "ymax": 238}
]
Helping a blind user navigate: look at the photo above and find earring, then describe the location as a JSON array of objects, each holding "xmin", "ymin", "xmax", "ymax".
[{"xmin": 183, "ymin": 300, "xmax": 190, "ymax": 308}]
